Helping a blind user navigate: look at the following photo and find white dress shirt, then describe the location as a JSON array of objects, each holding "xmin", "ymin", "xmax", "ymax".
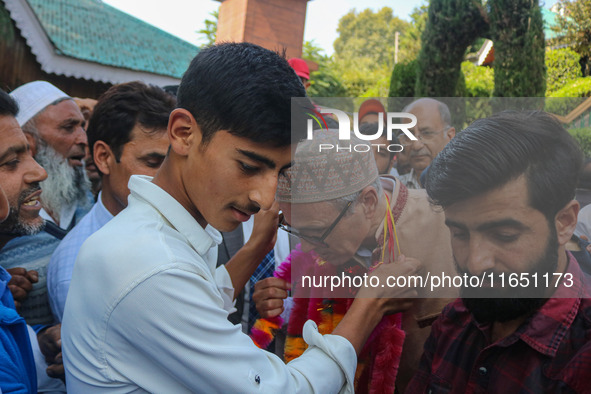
[{"xmin": 62, "ymin": 175, "xmax": 356, "ymax": 393}]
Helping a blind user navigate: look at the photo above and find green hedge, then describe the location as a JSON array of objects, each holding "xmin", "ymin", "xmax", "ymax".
[
  {"xmin": 546, "ymin": 48, "xmax": 581, "ymax": 93},
  {"xmin": 569, "ymin": 128, "xmax": 591, "ymax": 157},
  {"xmin": 548, "ymin": 77, "xmax": 591, "ymax": 98},
  {"xmin": 489, "ymin": 0, "xmax": 546, "ymax": 97},
  {"xmin": 388, "ymin": 60, "xmax": 417, "ymax": 98},
  {"xmin": 545, "ymin": 77, "xmax": 591, "ymax": 116},
  {"xmin": 462, "ymin": 61, "xmax": 494, "ymax": 97}
]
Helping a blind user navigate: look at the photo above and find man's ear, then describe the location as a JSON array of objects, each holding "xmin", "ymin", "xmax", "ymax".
[
  {"xmin": 360, "ymin": 184, "xmax": 380, "ymax": 218},
  {"xmin": 168, "ymin": 108, "xmax": 200, "ymax": 156},
  {"xmin": 93, "ymin": 141, "xmax": 114, "ymax": 176},
  {"xmin": 555, "ymin": 200, "xmax": 580, "ymax": 246},
  {"xmin": 446, "ymin": 127, "xmax": 456, "ymax": 140}
]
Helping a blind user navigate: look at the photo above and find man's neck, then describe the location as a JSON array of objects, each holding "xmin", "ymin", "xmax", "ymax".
[
  {"xmin": 100, "ymin": 179, "xmax": 125, "ymax": 217},
  {"xmin": 414, "ymin": 168, "xmax": 423, "ymax": 186},
  {"xmin": 153, "ymin": 157, "xmax": 207, "ymax": 228}
]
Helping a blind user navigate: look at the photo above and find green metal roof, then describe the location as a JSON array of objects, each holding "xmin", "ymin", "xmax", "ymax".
[{"xmin": 26, "ymin": 0, "xmax": 199, "ymax": 79}]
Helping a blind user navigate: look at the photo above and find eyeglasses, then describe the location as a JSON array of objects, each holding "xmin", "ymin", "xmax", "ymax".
[
  {"xmin": 399, "ymin": 127, "xmax": 450, "ymax": 147},
  {"xmin": 279, "ymin": 200, "xmax": 353, "ymax": 248}
]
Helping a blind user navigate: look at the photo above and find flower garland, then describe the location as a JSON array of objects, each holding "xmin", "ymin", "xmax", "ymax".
[
  {"xmin": 250, "ymin": 194, "xmax": 406, "ymax": 393},
  {"xmin": 251, "ymin": 247, "xmax": 405, "ymax": 393}
]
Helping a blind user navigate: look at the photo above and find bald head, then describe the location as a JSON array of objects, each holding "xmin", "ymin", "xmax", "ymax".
[
  {"xmin": 405, "ymin": 98, "xmax": 452, "ymax": 129},
  {"xmin": 401, "ymin": 98, "xmax": 456, "ymax": 176}
]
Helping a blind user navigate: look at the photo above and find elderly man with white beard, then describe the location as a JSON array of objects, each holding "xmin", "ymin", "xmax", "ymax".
[{"xmin": 0, "ymin": 81, "xmax": 91, "ymax": 325}]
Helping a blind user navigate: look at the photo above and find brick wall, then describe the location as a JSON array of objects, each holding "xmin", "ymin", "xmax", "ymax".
[{"xmin": 216, "ymin": 0, "xmax": 309, "ymax": 59}]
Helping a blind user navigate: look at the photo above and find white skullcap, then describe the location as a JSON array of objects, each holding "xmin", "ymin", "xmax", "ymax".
[{"xmin": 10, "ymin": 81, "xmax": 70, "ymax": 126}]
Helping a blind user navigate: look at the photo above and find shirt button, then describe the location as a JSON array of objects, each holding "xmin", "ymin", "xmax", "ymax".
[
  {"xmin": 255, "ymin": 375, "xmax": 261, "ymax": 384},
  {"xmin": 478, "ymin": 367, "xmax": 488, "ymax": 376}
]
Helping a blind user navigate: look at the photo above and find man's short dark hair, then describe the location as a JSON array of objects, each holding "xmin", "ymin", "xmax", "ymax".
[
  {"xmin": 177, "ymin": 42, "xmax": 307, "ymax": 147},
  {"xmin": 426, "ymin": 111, "xmax": 583, "ymax": 220},
  {"xmin": 0, "ymin": 89, "xmax": 18, "ymax": 117},
  {"xmin": 87, "ymin": 81, "xmax": 176, "ymax": 161}
]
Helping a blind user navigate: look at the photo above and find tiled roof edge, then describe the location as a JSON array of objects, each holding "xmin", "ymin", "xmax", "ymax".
[{"xmin": 3, "ymin": 0, "xmax": 182, "ymax": 85}]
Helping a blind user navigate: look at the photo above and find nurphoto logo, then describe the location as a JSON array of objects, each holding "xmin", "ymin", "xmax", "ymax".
[{"xmin": 306, "ymin": 107, "xmax": 417, "ymax": 153}]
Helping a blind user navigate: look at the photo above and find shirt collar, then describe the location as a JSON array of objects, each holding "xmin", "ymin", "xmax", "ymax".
[
  {"xmin": 516, "ymin": 252, "xmax": 589, "ymax": 357},
  {"xmin": 128, "ymin": 175, "xmax": 222, "ymax": 269}
]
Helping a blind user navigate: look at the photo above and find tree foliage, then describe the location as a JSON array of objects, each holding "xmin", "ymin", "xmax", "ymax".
[
  {"xmin": 389, "ymin": 60, "xmax": 418, "ymax": 98},
  {"xmin": 415, "ymin": 0, "xmax": 489, "ymax": 97},
  {"xmin": 397, "ymin": 4, "xmax": 428, "ymax": 63},
  {"xmin": 414, "ymin": 0, "xmax": 546, "ymax": 97},
  {"xmin": 302, "ymin": 41, "xmax": 347, "ymax": 97},
  {"xmin": 489, "ymin": 0, "xmax": 546, "ymax": 97},
  {"xmin": 548, "ymin": 76, "xmax": 591, "ymax": 97},
  {"xmin": 334, "ymin": 7, "xmax": 408, "ymax": 68},
  {"xmin": 556, "ymin": 0, "xmax": 591, "ymax": 76},
  {"xmin": 462, "ymin": 61, "xmax": 494, "ymax": 97},
  {"xmin": 546, "ymin": 48, "xmax": 581, "ymax": 93},
  {"xmin": 569, "ymin": 128, "xmax": 591, "ymax": 157},
  {"xmin": 332, "ymin": 7, "xmax": 410, "ymax": 96},
  {"xmin": 198, "ymin": 10, "xmax": 218, "ymax": 48}
]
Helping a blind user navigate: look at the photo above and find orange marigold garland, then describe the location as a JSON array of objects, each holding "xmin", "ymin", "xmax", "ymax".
[{"xmin": 250, "ymin": 243, "xmax": 406, "ymax": 393}]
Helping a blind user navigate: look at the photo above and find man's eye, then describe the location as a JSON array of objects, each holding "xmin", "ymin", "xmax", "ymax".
[
  {"xmin": 239, "ymin": 161, "xmax": 259, "ymax": 174},
  {"xmin": 144, "ymin": 159, "xmax": 164, "ymax": 169},
  {"xmin": 451, "ymin": 231, "xmax": 468, "ymax": 241},
  {"xmin": 493, "ymin": 233, "xmax": 519, "ymax": 243},
  {"xmin": 1, "ymin": 159, "xmax": 20, "ymax": 170}
]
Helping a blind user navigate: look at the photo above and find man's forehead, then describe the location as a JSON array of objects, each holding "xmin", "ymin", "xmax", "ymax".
[
  {"xmin": 408, "ymin": 101, "xmax": 443, "ymax": 125},
  {"xmin": 38, "ymin": 99, "xmax": 83, "ymax": 122},
  {"xmin": 0, "ymin": 115, "xmax": 27, "ymax": 145},
  {"xmin": 128, "ymin": 123, "xmax": 168, "ymax": 141},
  {"xmin": 0, "ymin": 125, "xmax": 28, "ymax": 164},
  {"xmin": 443, "ymin": 178, "xmax": 535, "ymax": 225}
]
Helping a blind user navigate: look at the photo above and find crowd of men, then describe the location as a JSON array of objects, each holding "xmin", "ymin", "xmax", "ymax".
[{"xmin": 1, "ymin": 42, "xmax": 590, "ymax": 393}]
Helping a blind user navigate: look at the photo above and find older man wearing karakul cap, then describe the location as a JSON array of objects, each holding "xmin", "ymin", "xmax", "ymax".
[
  {"xmin": 0, "ymin": 81, "xmax": 91, "ymax": 325},
  {"xmin": 254, "ymin": 129, "xmax": 458, "ymax": 392}
]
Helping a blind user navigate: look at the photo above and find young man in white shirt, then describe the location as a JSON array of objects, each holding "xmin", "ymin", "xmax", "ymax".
[{"xmin": 62, "ymin": 42, "xmax": 420, "ymax": 393}]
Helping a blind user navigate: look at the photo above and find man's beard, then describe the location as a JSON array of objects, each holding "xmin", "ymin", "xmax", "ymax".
[
  {"xmin": 459, "ymin": 224, "xmax": 558, "ymax": 324},
  {"xmin": 35, "ymin": 142, "xmax": 91, "ymax": 222},
  {"xmin": 0, "ymin": 184, "xmax": 45, "ymax": 236}
]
